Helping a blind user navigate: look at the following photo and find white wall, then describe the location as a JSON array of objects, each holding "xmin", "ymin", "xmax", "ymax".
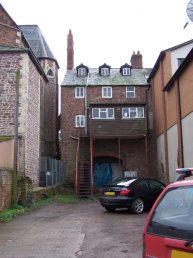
[
  {"xmin": 182, "ymin": 112, "xmax": 193, "ymax": 168},
  {"xmin": 171, "ymin": 43, "xmax": 193, "ymax": 74},
  {"xmin": 167, "ymin": 125, "xmax": 178, "ymax": 182}
]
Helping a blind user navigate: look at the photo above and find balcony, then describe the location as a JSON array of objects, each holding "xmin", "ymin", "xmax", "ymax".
[{"xmin": 89, "ymin": 118, "xmax": 147, "ymax": 139}]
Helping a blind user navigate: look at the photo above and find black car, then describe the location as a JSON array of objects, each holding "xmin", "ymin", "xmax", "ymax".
[{"xmin": 99, "ymin": 177, "xmax": 165, "ymax": 214}]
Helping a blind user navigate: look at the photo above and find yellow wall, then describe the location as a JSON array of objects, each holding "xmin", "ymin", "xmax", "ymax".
[
  {"xmin": 165, "ymin": 85, "xmax": 177, "ymax": 129},
  {"xmin": 152, "ymin": 52, "xmax": 173, "ymax": 136},
  {"xmin": 0, "ymin": 140, "xmax": 14, "ymax": 169},
  {"xmin": 179, "ymin": 60, "xmax": 193, "ymax": 117}
]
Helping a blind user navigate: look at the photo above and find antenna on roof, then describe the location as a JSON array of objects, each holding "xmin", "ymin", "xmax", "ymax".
[{"xmin": 184, "ymin": 0, "xmax": 193, "ymax": 28}]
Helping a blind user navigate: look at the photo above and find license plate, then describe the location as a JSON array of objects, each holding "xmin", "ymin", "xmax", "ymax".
[
  {"xmin": 104, "ymin": 192, "xmax": 115, "ymax": 196},
  {"xmin": 171, "ymin": 250, "xmax": 193, "ymax": 258}
]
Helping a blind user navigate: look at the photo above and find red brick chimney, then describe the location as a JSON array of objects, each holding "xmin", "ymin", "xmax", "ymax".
[
  {"xmin": 130, "ymin": 51, "xmax": 143, "ymax": 69},
  {"xmin": 67, "ymin": 29, "xmax": 74, "ymax": 70}
]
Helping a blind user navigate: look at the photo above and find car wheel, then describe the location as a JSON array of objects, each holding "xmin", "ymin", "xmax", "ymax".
[
  {"xmin": 131, "ymin": 198, "xmax": 144, "ymax": 214},
  {"xmin": 104, "ymin": 206, "xmax": 116, "ymax": 212}
]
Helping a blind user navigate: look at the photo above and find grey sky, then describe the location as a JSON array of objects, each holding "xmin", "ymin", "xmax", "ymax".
[{"xmin": 1, "ymin": 0, "xmax": 192, "ymax": 84}]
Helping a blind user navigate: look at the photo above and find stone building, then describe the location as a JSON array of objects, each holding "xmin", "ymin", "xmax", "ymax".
[
  {"xmin": 60, "ymin": 30, "xmax": 157, "ymax": 196},
  {"xmin": 0, "ymin": 4, "xmax": 59, "ymax": 209}
]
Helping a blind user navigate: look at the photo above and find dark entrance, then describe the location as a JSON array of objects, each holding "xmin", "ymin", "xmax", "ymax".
[{"xmin": 93, "ymin": 156, "xmax": 123, "ymax": 187}]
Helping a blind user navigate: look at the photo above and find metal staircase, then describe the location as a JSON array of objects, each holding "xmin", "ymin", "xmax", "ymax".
[{"xmin": 76, "ymin": 136, "xmax": 93, "ymax": 198}]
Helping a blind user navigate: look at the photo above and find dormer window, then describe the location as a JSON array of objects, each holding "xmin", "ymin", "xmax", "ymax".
[
  {"xmin": 76, "ymin": 63, "xmax": 89, "ymax": 77},
  {"xmin": 101, "ymin": 68, "xmax": 109, "ymax": 76},
  {"xmin": 78, "ymin": 68, "xmax": 86, "ymax": 76},
  {"xmin": 99, "ymin": 63, "xmax": 111, "ymax": 76},
  {"xmin": 123, "ymin": 68, "xmax": 131, "ymax": 76},
  {"xmin": 120, "ymin": 63, "xmax": 132, "ymax": 76}
]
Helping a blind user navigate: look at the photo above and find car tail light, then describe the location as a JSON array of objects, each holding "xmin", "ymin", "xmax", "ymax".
[{"xmin": 119, "ymin": 188, "xmax": 131, "ymax": 196}]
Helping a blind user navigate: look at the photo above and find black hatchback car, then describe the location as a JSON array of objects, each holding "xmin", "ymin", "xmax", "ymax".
[{"xmin": 99, "ymin": 177, "xmax": 165, "ymax": 214}]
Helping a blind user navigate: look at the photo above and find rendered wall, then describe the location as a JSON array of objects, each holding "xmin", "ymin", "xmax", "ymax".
[
  {"xmin": 156, "ymin": 134, "xmax": 165, "ymax": 182},
  {"xmin": 171, "ymin": 43, "xmax": 193, "ymax": 74},
  {"xmin": 167, "ymin": 124, "xmax": 178, "ymax": 182},
  {"xmin": 182, "ymin": 112, "xmax": 193, "ymax": 167},
  {"xmin": 0, "ymin": 140, "xmax": 14, "ymax": 169}
]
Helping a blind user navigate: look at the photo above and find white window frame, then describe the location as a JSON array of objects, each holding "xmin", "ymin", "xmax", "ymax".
[
  {"xmin": 102, "ymin": 86, "xmax": 112, "ymax": 98},
  {"xmin": 75, "ymin": 115, "xmax": 85, "ymax": 127},
  {"xmin": 75, "ymin": 87, "xmax": 84, "ymax": 98},
  {"xmin": 126, "ymin": 86, "xmax": 135, "ymax": 98},
  {"xmin": 123, "ymin": 68, "xmax": 131, "ymax": 76},
  {"xmin": 78, "ymin": 68, "xmax": 86, "ymax": 76},
  {"xmin": 122, "ymin": 107, "xmax": 144, "ymax": 119},
  {"xmin": 101, "ymin": 68, "xmax": 109, "ymax": 76},
  {"xmin": 92, "ymin": 108, "xmax": 114, "ymax": 119}
]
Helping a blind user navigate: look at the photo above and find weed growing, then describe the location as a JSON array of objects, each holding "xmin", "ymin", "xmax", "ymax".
[{"xmin": 0, "ymin": 193, "xmax": 78, "ymax": 223}]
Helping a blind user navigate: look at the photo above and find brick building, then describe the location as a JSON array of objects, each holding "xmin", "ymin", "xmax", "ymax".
[
  {"xmin": 0, "ymin": 1, "xmax": 59, "ymax": 205},
  {"xmin": 60, "ymin": 30, "xmax": 157, "ymax": 196}
]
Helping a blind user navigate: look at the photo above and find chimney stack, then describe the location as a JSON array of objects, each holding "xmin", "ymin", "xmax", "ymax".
[
  {"xmin": 67, "ymin": 29, "xmax": 74, "ymax": 70},
  {"xmin": 130, "ymin": 51, "xmax": 143, "ymax": 69}
]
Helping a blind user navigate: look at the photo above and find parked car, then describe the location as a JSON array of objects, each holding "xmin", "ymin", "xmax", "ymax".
[
  {"xmin": 143, "ymin": 168, "xmax": 193, "ymax": 258},
  {"xmin": 98, "ymin": 177, "xmax": 165, "ymax": 214}
]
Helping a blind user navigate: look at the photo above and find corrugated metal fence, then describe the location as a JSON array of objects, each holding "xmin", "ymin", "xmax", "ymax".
[{"xmin": 40, "ymin": 157, "xmax": 64, "ymax": 187}]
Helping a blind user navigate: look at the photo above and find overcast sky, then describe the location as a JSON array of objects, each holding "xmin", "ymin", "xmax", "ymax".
[{"xmin": 1, "ymin": 0, "xmax": 193, "ymax": 84}]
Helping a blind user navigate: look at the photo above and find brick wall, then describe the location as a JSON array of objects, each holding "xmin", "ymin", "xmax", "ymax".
[
  {"xmin": 0, "ymin": 169, "xmax": 12, "ymax": 211},
  {"xmin": 0, "ymin": 6, "xmax": 22, "ymax": 47},
  {"xmin": 60, "ymin": 85, "xmax": 156, "ymax": 183}
]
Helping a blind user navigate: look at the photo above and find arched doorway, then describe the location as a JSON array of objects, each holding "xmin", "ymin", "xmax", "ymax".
[{"xmin": 93, "ymin": 156, "xmax": 123, "ymax": 187}]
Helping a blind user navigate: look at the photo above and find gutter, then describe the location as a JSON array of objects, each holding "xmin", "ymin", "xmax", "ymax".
[{"xmin": 85, "ymin": 73, "xmax": 90, "ymax": 136}]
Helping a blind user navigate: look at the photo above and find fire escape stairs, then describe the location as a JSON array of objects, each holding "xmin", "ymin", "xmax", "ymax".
[{"xmin": 76, "ymin": 136, "xmax": 92, "ymax": 198}]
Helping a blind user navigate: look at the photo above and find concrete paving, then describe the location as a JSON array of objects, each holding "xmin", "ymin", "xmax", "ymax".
[{"xmin": 0, "ymin": 200, "xmax": 148, "ymax": 258}]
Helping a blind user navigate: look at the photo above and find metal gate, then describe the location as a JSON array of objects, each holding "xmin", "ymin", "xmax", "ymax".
[{"xmin": 40, "ymin": 157, "xmax": 64, "ymax": 187}]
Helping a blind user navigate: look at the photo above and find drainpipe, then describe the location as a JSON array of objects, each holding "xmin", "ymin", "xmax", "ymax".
[
  {"xmin": 144, "ymin": 86, "xmax": 150, "ymax": 177},
  {"xmin": 161, "ymin": 62, "xmax": 169, "ymax": 183},
  {"xmin": 13, "ymin": 69, "xmax": 20, "ymax": 205},
  {"xmin": 84, "ymin": 72, "xmax": 89, "ymax": 136},
  {"xmin": 176, "ymin": 79, "xmax": 184, "ymax": 167}
]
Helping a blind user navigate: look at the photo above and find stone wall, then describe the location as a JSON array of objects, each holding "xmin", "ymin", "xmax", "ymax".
[
  {"xmin": 0, "ymin": 169, "xmax": 12, "ymax": 212},
  {"xmin": 0, "ymin": 53, "xmax": 22, "ymax": 135},
  {"xmin": 23, "ymin": 58, "xmax": 41, "ymax": 186}
]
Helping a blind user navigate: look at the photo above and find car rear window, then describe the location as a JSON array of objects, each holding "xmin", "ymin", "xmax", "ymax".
[
  {"xmin": 147, "ymin": 186, "xmax": 193, "ymax": 240},
  {"xmin": 107, "ymin": 178, "xmax": 136, "ymax": 187}
]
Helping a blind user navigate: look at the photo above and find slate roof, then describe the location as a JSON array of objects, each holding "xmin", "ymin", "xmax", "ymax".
[
  {"xmin": 19, "ymin": 25, "xmax": 56, "ymax": 60},
  {"xmin": 61, "ymin": 68, "xmax": 152, "ymax": 86}
]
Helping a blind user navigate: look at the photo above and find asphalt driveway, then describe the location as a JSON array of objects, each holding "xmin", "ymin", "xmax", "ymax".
[{"xmin": 0, "ymin": 199, "xmax": 148, "ymax": 258}]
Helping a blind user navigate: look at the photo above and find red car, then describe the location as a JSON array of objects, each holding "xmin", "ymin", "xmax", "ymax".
[{"xmin": 143, "ymin": 168, "xmax": 193, "ymax": 258}]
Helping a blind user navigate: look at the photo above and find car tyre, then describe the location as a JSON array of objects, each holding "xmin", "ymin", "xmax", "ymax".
[
  {"xmin": 104, "ymin": 206, "xmax": 116, "ymax": 212},
  {"xmin": 131, "ymin": 198, "xmax": 144, "ymax": 214}
]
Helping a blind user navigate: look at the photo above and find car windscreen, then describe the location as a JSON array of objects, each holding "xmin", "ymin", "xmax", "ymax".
[
  {"xmin": 106, "ymin": 178, "xmax": 137, "ymax": 187},
  {"xmin": 147, "ymin": 186, "xmax": 193, "ymax": 240}
]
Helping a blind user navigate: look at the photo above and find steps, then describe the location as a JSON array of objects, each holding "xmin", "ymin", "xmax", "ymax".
[{"xmin": 76, "ymin": 137, "xmax": 92, "ymax": 198}]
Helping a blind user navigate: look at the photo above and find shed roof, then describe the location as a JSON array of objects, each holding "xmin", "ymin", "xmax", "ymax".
[{"xmin": 61, "ymin": 68, "xmax": 151, "ymax": 86}]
